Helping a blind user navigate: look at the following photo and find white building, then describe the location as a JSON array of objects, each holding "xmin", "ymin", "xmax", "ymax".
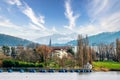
[
  {"xmin": 72, "ymin": 46, "xmax": 77, "ymax": 54},
  {"xmin": 0, "ymin": 46, "xmax": 3, "ymax": 53},
  {"xmin": 53, "ymin": 49, "xmax": 68, "ymax": 59}
]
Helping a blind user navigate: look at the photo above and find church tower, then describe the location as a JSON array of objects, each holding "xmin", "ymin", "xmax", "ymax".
[{"xmin": 49, "ymin": 38, "xmax": 52, "ymax": 47}]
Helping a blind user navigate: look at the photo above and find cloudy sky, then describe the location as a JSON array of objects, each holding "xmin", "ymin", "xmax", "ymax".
[{"xmin": 0, "ymin": 0, "xmax": 120, "ymax": 41}]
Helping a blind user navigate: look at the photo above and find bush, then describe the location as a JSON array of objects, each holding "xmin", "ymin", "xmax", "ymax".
[
  {"xmin": 35, "ymin": 63, "xmax": 44, "ymax": 67},
  {"xmin": 14, "ymin": 61, "xmax": 19, "ymax": 67},
  {"xmin": 2, "ymin": 59, "xmax": 15, "ymax": 67},
  {"xmin": 2, "ymin": 59, "xmax": 44, "ymax": 67}
]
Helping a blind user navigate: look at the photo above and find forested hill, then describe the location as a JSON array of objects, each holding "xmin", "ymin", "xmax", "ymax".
[
  {"xmin": 65, "ymin": 31, "xmax": 120, "ymax": 46},
  {"xmin": 0, "ymin": 34, "xmax": 32, "ymax": 46}
]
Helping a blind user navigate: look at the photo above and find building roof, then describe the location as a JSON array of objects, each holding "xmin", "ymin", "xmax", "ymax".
[{"xmin": 51, "ymin": 46, "xmax": 71, "ymax": 51}]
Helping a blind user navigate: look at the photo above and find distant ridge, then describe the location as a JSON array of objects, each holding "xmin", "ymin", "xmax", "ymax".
[
  {"xmin": 0, "ymin": 31, "xmax": 120, "ymax": 46},
  {"xmin": 53, "ymin": 31, "xmax": 120, "ymax": 46},
  {"xmin": 0, "ymin": 34, "xmax": 33, "ymax": 46}
]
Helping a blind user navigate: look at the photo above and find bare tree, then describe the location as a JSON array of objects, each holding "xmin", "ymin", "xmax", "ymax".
[
  {"xmin": 83, "ymin": 35, "xmax": 89, "ymax": 65},
  {"xmin": 89, "ymin": 47, "xmax": 92, "ymax": 64},
  {"xmin": 58, "ymin": 56, "xmax": 67, "ymax": 68},
  {"xmin": 77, "ymin": 35, "xmax": 91, "ymax": 68},
  {"xmin": 116, "ymin": 38, "xmax": 120, "ymax": 62},
  {"xmin": 98, "ymin": 43, "xmax": 106, "ymax": 61},
  {"xmin": 106, "ymin": 42, "xmax": 115, "ymax": 61}
]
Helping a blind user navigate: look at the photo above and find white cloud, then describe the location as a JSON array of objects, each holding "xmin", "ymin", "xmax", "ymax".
[
  {"xmin": 64, "ymin": 0, "xmax": 79, "ymax": 30},
  {"xmin": 51, "ymin": 27, "xmax": 58, "ymax": 33},
  {"xmin": 39, "ymin": 16, "xmax": 45, "ymax": 24},
  {"xmin": 76, "ymin": 25, "xmax": 99, "ymax": 35},
  {"xmin": 6, "ymin": 0, "xmax": 22, "ymax": 6},
  {"xmin": 0, "ymin": 17, "xmax": 47, "ymax": 40},
  {"xmin": 75, "ymin": 12, "xmax": 120, "ymax": 36},
  {"xmin": 0, "ymin": 17, "xmax": 23, "ymax": 31},
  {"xmin": 0, "ymin": 17, "xmax": 30, "ymax": 39},
  {"xmin": 22, "ymin": 4, "xmax": 46, "ymax": 30},
  {"xmin": 29, "ymin": 23, "xmax": 42, "ymax": 30},
  {"xmin": 5, "ymin": 0, "xmax": 46, "ymax": 30},
  {"xmin": 82, "ymin": 0, "xmax": 120, "ymax": 35},
  {"xmin": 58, "ymin": 37, "xmax": 73, "ymax": 42},
  {"xmin": 100, "ymin": 12, "xmax": 120, "ymax": 32},
  {"xmin": 64, "ymin": 0, "xmax": 120, "ymax": 36},
  {"xmin": 87, "ymin": 0, "xmax": 109, "ymax": 22}
]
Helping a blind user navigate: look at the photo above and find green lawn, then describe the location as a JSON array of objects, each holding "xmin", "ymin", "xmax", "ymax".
[{"xmin": 93, "ymin": 61, "xmax": 120, "ymax": 69}]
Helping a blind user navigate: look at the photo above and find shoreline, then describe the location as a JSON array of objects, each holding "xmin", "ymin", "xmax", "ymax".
[
  {"xmin": 93, "ymin": 68, "xmax": 120, "ymax": 71},
  {"xmin": 110, "ymin": 69, "xmax": 120, "ymax": 71}
]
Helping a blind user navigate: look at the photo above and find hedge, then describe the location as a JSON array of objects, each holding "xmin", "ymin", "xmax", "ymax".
[{"xmin": 2, "ymin": 59, "xmax": 44, "ymax": 67}]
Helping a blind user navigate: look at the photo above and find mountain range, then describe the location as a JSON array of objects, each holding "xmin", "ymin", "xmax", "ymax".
[
  {"xmin": 34, "ymin": 33, "xmax": 77, "ymax": 45},
  {"xmin": 64, "ymin": 31, "xmax": 120, "ymax": 46},
  {"xmin": 34, "ymin": 31, "xmax": 120, "ymax": 46},
  {"xmin": 0, "ymin": 34, "xmax": 32, "ymax": 46},
  {"xmin": 0, "ymin": 31, "xmax": 120, "ymax": 46}
]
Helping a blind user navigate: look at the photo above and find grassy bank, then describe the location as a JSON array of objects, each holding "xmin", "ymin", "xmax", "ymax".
[{"xmin": 93, "ymin": 61, "xmax": 120, "ymax": 71}]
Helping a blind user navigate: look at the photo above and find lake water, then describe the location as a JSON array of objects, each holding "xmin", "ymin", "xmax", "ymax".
[{"xmin": 0, "ymin": 71, "xmax": 119, "ymax": 80}]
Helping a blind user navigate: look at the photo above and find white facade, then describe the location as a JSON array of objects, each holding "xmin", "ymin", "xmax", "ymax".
[
  {"xmin": 0, "ymin": 47, "xmax": 3, "ymax": 53},
  {"xmin": 53, "ymin": 49, "xmax": 68, "ymax": 59},
  {"xmin": 72, "ymin": 46, "xmax": 77, "ymax": 54}
]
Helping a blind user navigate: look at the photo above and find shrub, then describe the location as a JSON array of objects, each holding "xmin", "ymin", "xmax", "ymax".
[
  {"xmin": 2, "ymin": 59, "xmax": 15, "ymax": 67},
  {"xmin": 2, "ymin": 59, "xmax": 44, "ymax": 67},
  {"xmin": 35, "ymin": 63, "xmax": 44, "ymax": 67}
]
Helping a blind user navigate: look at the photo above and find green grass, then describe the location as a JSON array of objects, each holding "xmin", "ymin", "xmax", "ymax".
[{"xmin": 93, "ymin": 61, "xmax": 120, "ymax": 69}]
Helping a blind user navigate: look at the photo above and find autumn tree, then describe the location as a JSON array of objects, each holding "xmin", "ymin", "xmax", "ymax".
[{"xmin": 36, "ymin": 45, "xmax": 51, "ymax": 66}]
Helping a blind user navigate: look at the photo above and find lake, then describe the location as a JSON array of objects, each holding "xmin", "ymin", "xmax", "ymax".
[{"xmin": 0, "ymin": 71, "xmax": 119, "ymax": 80}]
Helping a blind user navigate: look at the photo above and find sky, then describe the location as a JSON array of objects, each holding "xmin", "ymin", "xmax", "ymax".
[{"xmin": 0, "ymin": 0, "xmax": 120, "ymax": 42}]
